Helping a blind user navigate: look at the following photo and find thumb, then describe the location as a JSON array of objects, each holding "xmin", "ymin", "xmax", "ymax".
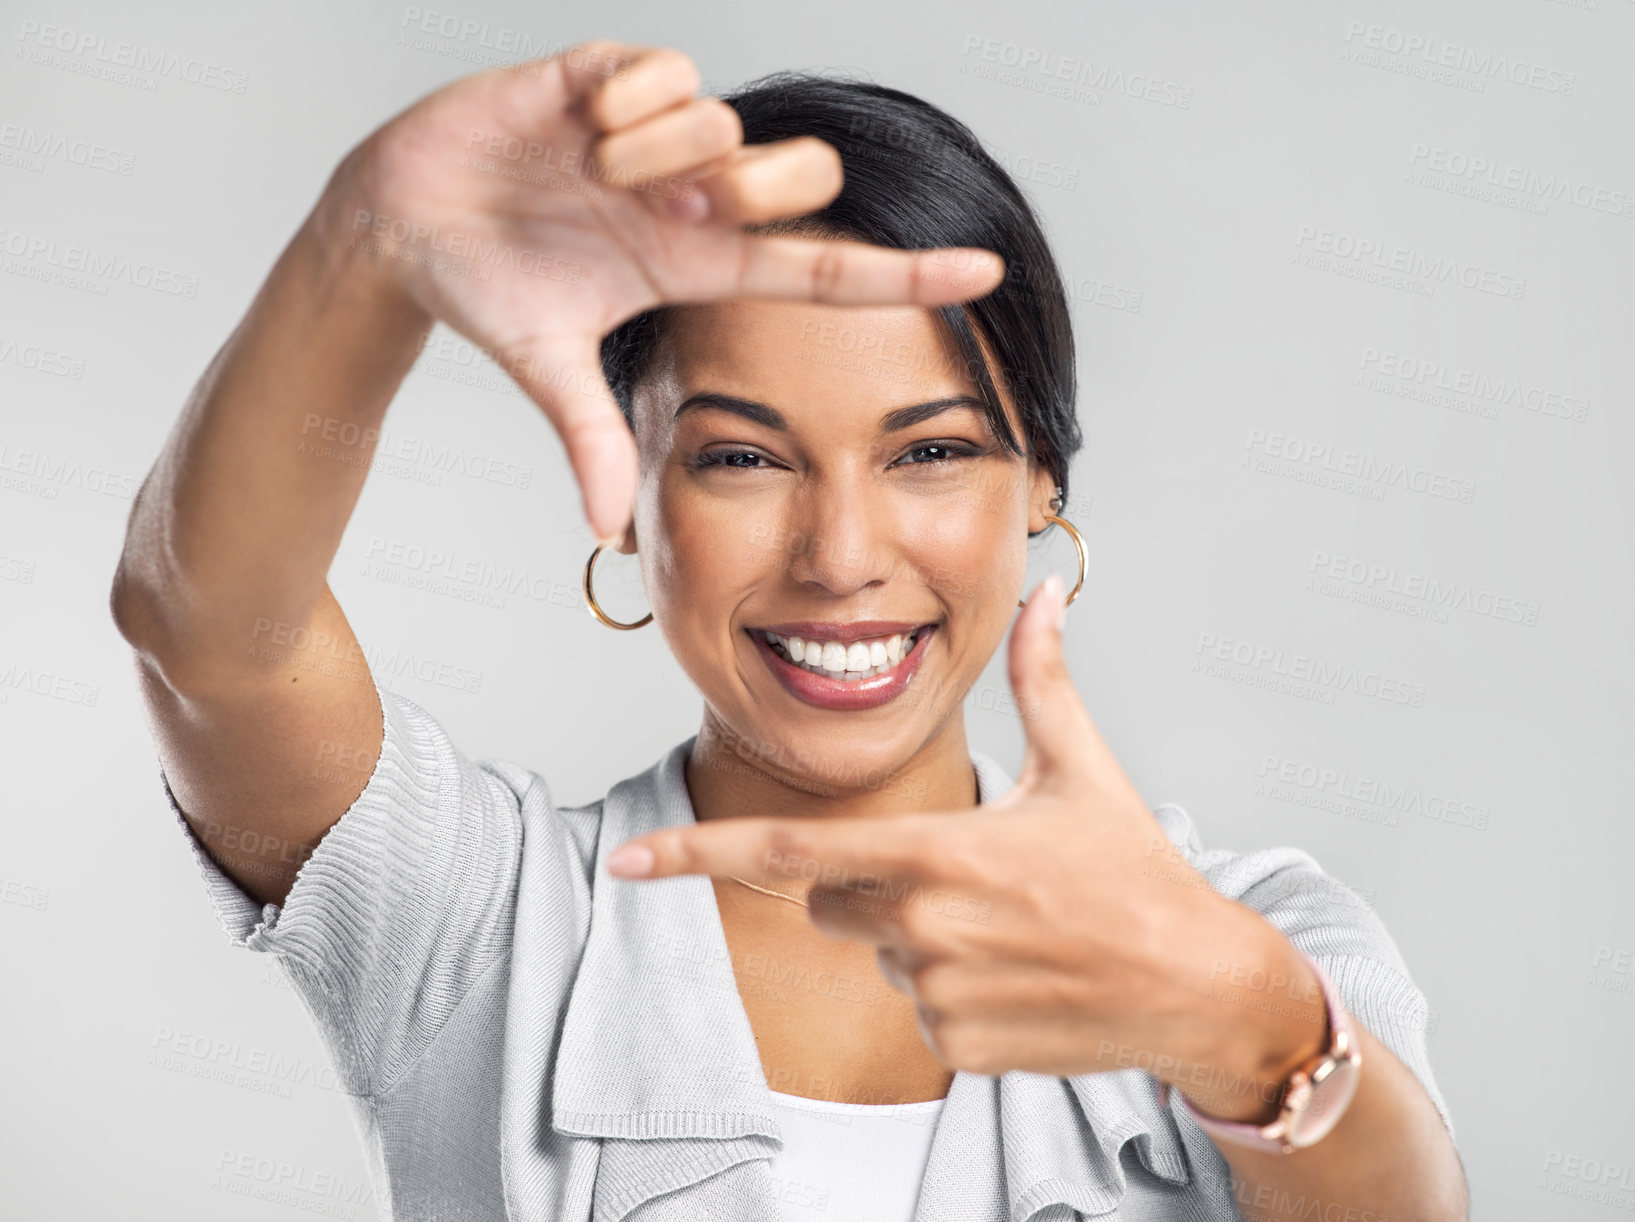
[
  {"xmin": 504, "ymin": 330, "xmax": 636, "ymax": 546},
  {"xmin": 1008, "ymin": 572, "xmax": 1097, "ymax": 792}
]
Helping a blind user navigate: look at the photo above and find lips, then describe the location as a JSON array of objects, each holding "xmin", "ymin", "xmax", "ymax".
[{"xmin": 747, "ymin": 622, "xmax": 938, "ymax": 712}]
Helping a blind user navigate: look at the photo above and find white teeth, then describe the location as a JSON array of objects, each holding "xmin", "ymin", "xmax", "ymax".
[{"xmin": 762, "ymin": 628, "xmax": 927, "ymax": 681}]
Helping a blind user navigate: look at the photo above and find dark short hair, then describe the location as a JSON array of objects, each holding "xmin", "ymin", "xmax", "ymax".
[{"xmin": 599, "ymin": 70, "xmax": 1082, "ymax": 531}]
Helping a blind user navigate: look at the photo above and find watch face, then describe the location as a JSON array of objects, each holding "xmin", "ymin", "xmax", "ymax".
[{"xmin": 1286, "ymin": 1057, "xmax": 1361, "ymax": 1147}]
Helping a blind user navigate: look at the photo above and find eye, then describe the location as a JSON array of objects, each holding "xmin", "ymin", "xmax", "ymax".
[
  {"xmin": 690, "ymin": 447, "xmax": 775, "ymax": 470},
  {"xmin": 893, "ymin": 441, "xmax": 983, "ymax": 466}
]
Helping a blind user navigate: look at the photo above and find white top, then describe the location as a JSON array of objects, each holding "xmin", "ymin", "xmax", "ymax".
[{"xmin": 766, "ymin": 1089, "xmax": 946, "ymax": 1221}]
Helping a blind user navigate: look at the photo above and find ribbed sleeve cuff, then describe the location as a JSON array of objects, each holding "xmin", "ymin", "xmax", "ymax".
[{"xmin": 161, "ymin": 675, "xmax": 446, "ymax": 973}]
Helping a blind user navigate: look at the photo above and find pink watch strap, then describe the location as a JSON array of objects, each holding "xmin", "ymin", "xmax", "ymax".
[{"xmin": 1155, "ymin": 950, "xmax": 1358, "ymax": 1153}]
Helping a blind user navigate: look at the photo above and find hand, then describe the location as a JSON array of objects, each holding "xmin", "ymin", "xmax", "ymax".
[
  {"xmin": 323, "ymin": 39, "xmax": 1007, "ymax": 544},
  {"xmin": 605, "ymin": 574, "xmax": 1312, "ymax": 1092}
]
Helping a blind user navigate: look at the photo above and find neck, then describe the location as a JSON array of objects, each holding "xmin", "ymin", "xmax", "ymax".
[{"xmin": 684, "ymin": 708, "xmax": 980, "ymax": 835}]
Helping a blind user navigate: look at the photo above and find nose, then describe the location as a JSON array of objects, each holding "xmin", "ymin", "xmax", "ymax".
[{"xmin": 782, "ymin": 478, "xmax": 899, "ymax": 597}]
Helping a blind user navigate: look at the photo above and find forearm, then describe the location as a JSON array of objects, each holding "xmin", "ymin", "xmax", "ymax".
[
  {"xmin": 111, "ymin": 149, "xmax": 432, "ymax": 683},
  {"xmin": 1174, "ymin": 913, "xmax": 1468, "ymax": 1221}
]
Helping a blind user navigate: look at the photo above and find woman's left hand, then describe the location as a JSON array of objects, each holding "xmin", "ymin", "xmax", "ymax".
[{"xmin": 605, "ymin": 573, "xmax": 1323, "ymax": 1099}]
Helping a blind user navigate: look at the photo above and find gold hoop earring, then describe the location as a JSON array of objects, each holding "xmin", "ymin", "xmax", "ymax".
[
  {"xmin": 1018, "ymin": 512, "xmax": 1087, "ymax": 610},
  {"xmin": 583, "ymin": 546, "xmax": 653, "ymax": 630}
]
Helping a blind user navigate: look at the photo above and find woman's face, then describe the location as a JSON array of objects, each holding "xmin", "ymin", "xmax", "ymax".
[{"xmin": 624, "ymin": 295, "xmax": 1057, "ymax": 795}]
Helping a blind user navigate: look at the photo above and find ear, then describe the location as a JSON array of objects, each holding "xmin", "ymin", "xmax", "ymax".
[
  {"xmin": 1026, "ymin": 464, "xmax": 1058, "ymax": 534},
  {"xmin": 613, "ymin": 517, "xmax": 639, "ymax": 555}
]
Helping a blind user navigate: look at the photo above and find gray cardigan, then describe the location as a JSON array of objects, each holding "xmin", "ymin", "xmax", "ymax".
[{"xmin": 163, "ymin": 679, "xmax": 1455, "ymax": 1221}]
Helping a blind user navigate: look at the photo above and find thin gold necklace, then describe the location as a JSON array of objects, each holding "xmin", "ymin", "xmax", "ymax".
[{"xmin": 727, "ymin": 875, "xmax": 809, "ymax": 909}]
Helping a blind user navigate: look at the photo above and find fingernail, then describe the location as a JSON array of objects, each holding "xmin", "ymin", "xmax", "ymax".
[
  {"xmin": 1042, "ymin": 572, "xmax": 1066, "ymax": 631},
  {"xmin": 607, "ymin": 843, "xmax": 654, "ymax": 877}
]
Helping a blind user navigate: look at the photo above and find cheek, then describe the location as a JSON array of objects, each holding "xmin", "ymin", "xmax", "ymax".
[
  {"xmin": 906, "ymin": 497, "xmax": 1029, "ymax": 617},
  {"xmin": 642, "ymin": 482, "xmax": 774, "ymax": 653}
]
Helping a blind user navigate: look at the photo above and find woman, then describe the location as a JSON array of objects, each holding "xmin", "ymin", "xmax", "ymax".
[{"xmin": 113, "ymin": 39, "xmax": 1467, "ymax": 1222}]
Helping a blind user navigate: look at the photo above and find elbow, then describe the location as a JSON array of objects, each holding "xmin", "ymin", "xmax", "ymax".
[
  {"xmin": 109, "ymin": 555, "xmax": 152, "ymax": 652},
  {"xmin": 109, "ymin": 556, "xmax": 260, "ymax": 700},
  {"xmin": 109, "ymin": 556, "xmax": 199, "ymax": 695},
  {"xmin": 109, "ymin": 559, "xmax": 175, "ymax": 686}
]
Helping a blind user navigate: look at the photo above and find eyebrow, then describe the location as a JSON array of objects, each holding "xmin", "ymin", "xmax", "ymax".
[{"xmin": 672, "ymin": 392, "xmax": 989, "ymax": 435}]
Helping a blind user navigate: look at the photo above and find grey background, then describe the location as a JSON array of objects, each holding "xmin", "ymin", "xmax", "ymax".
[{"xmin": 2, "ymin": 0, "xmax": 1630, "ymax": 1217}]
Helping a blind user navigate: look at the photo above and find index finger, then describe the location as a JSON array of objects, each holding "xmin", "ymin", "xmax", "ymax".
[
  {"xmin": 729, "ymin": 236, "xmax": 1006, "ymax": 307},
  {"xmin": 556, "ymin": 41, "xmax": 699, "ymax": 131},
  {"xmin": 605, "ymin": 812, "xmax": 936, "ymax": 885}
]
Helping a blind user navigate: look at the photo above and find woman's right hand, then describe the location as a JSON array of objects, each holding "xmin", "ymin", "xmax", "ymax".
[{"xmin": 323, "ymin": 39, "xmax": 1006, "ymax": 545}]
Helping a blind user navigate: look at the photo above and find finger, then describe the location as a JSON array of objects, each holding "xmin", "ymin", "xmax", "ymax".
[
  {"xmin": 560, "ymin": 43, "xmax": 701, "ymax": 132},
  {"xmin": 876, "ymin": 946, "xmax": 921, "ymax": 994},
  {"xmin": 804, "ymin": 886, "xmax": 921, "ymax": 950},
  {"xmin": 726, "ymin": 235, "xmax": 1006, "ymax": 307},
  {"xmin": 605, "ymin": 812, "xmax": 934, "ymax": 886},
  {"xmin": 589, "ymin": 95, "xmax": 742, "ymax": 186},
  {"xmin": 878, "ymin": 951, "xmax": 1033, "ymax": 1012},
  {"xmin": 499, "ymin": 330, "xmax": 636, "ymax": 546},
  {"xmin": 621, "ymin": 137, "xmax": 838, "ymax": 230},
  {"xmin": 1007, "ymin": 573, "xmax": 1103, "ymax": 789},
  {"xmin": 808, "ymin": 865, "xmax": 999, "ymax": 951},
  {"xmin": 686, "ymin": 138, "xmax": 842, "ymax": 227}
]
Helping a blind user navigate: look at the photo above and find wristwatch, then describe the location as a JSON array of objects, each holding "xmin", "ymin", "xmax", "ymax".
[{"xmin": 1156, "ymin": 951, "xmax": 1361, "ymax": 1154}]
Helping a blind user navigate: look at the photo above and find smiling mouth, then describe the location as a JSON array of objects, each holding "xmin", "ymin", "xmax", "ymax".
[{"xmin": 751, "ymin": 626, "xmax": 934, "ymax": 683}]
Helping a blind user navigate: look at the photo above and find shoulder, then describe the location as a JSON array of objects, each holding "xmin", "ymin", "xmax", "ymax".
[
  {"xmin": 384, "ymin": 685, "xmax": 609, "ymax": 868},
  {"xmin": 1149, "ymin": 800, "xmax": 1390, "ymax": 960}
]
